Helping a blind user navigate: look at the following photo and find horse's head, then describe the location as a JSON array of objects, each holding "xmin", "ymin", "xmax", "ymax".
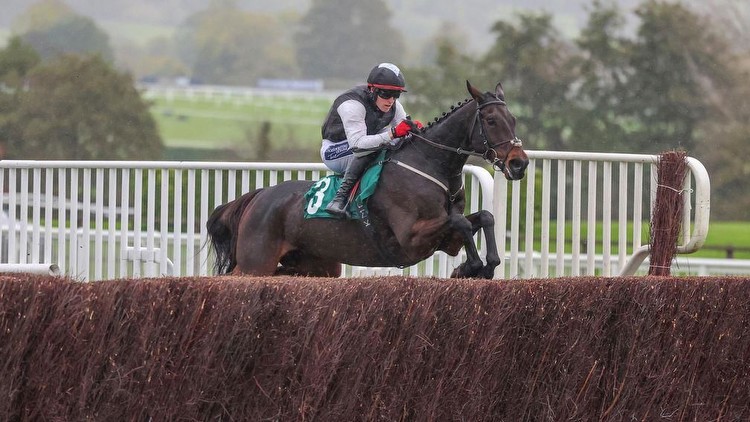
[{"xmin": 466, "ymin": 80, "xmax": 529, "ymax": 181}]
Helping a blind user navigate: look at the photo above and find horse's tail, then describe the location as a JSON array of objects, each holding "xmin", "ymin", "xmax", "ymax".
[{"xmin": 206, "ymin": 189, "xmax": 263, "ymax": 274}]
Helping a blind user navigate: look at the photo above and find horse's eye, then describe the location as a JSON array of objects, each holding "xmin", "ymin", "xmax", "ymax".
[{"xmin": 486, "ymin": 118, "xmax": 497, "ymax": 126}]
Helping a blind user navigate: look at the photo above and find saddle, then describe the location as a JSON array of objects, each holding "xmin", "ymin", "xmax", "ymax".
[{"xmin": 304, "ymin": 151, "xmax": 387, "ymax": 220}]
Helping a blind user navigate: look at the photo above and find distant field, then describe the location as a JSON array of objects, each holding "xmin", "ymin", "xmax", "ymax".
[
  {"xmin": 699, "ymin": 221, "xmax": 750, "ymax": 259},
  {"xmin": 533, "ymin": 221, "xmax": 749, "ymax": 260},
  {"xmin": 149, "ymin": 92, "xmax": 331, "ymax": 161},
  {"xmin": 100, "ymin": 20, "xmax": 175, "ymax": 45}
]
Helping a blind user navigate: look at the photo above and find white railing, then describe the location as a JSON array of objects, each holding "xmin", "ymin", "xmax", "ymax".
[
  {"xmin": 493, "ymin": 151, "xmax": 710, "ymax": 278},
  {"xmin": 0, "ymin": 160, "xmax": 492, "ymax": 281},
  {"xmin": 0, "ymin": 152, "xmax": 712, "ymax": 280},
  {"xmin": 505, "ymin": 253, "xmax": 747, "ymax": 277}
]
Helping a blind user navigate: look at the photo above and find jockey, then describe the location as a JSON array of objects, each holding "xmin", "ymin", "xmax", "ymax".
[{"xmin": 320, "ymin": 62, "xmax": 422, "ymax": 218}]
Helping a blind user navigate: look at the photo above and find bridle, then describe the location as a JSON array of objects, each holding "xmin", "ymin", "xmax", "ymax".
[
  {"xmin": 408, "ymin": 98, "xmax": 523, "ymax": 174},
  {"xmin": 386, "ymin": 95, "xmax": 524, "ymax": 199}
]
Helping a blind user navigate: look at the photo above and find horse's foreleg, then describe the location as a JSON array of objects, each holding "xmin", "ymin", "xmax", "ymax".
[
  {"xmin": 447, "ymin": 213, "xmax": 485, "ymax": 278},
  {"xmin": 465, "ymin": 210, "xmax": 501, "ymax": 279},
  {"xmin": 440, "ymin": 210, "xmax": 500, "ymax": 279}
]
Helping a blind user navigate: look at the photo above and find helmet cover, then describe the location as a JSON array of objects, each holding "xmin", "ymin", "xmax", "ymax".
[{"xmin": 367, "ymin": 63, "xmax": 406, "ymax": 92}]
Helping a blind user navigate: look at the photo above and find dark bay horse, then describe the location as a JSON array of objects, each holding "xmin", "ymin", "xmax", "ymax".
[{"xmin": 207, "ymin": 81, "xmax": 529, "ymax": 278}]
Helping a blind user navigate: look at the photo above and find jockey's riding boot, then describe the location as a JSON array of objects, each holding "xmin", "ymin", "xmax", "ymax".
[{"xmin": 325, "ymin": 154, "xmax": 376, "ymax": 218}]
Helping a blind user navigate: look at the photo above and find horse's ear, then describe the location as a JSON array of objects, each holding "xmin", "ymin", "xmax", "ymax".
[
  {"xmin": 466, "ymin": 80, "xmax": 483, "ymax": 101},
  {"xmin": 495, "ymin": 82, "xmax": 505, "ymax": 100}
]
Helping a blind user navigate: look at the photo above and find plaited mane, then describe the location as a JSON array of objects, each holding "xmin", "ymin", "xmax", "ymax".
[{"xmin": 425, "ymin": 98, "xmax": 473, "ymax": 129}]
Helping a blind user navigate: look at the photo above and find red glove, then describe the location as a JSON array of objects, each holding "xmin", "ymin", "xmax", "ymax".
[{"xmin": 391, "ymin": 119, "xmax": 424, "ymax": 138}]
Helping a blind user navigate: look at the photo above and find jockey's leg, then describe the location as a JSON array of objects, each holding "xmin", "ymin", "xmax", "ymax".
[{"xmin": 325, "ymin": 152, "xmax": 377, "ymax": 218}]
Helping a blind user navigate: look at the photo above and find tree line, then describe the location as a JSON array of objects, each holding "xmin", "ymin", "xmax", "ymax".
[{"xmin": 1, "ymin": 0, "xmax": 748, "ymax": 219}]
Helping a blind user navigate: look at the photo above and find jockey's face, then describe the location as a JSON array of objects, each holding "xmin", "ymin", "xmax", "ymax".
[{"xmin": 373, "ymin": 88, "xmax": 399, "ymax": 112}]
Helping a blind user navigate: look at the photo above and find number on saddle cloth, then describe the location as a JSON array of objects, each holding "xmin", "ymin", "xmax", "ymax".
[{"xmin": 304, "ymin": 151, "xmax": 387, "ymax": 219}]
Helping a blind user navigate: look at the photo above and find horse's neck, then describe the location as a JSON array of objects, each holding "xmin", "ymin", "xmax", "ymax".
[{"xmin": 397, "ymin": 103, "xmax": 474, "ymax": 176}]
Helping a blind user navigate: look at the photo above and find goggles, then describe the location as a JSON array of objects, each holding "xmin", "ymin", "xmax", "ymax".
[{"xmin": 375, "ymin": 89, "xmax": 401, "ymax": 99}]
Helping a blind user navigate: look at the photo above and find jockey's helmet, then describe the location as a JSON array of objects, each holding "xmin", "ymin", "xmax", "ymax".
[{"xmin": 367, "ymin": 63, "xmax": 407, "ymax": 92}]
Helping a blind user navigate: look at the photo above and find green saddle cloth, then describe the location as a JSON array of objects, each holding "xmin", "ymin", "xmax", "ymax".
[{"xmin": 304, "ymin": 151, "xmax": 386, "ymax": 219}]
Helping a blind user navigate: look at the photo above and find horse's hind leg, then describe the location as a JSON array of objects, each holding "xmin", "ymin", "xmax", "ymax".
[
  {"xmin": 277, "ymin": 251, "xmax": 341, "ymax": 277},
  {"xmin": 233, "ymin": 227, "xmax": 289, "ymax": 276},
  {"xmin": 233, "ymin": 243, "xmax": 286, "ymax": 276}
]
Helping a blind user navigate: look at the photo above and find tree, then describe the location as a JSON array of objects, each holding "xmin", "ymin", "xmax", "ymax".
[
  {"xmin": 117, "ymin": 36, "xmax": 189, "ymax": 81},
  {"xmin": 13, "ymin": 0, "xmax": 114, "ymax": 62},
  {"xmin": 175, "ymin": 1, "xmax": 299, "ymax": 85},
  {"xmin": 697, "ymin": 121, "xmax": 750, "ymax": 220},
  {"xmin": 0, "ymin": 36, "xmax": 41, "ymax": 86},
  {"xmin": 479, "ymin": 12, "xmax": 579, "ymax": 151},
  {"xmin": 295, "ymin": 0, "xmax": 405, "ymax": 81},
  {"xmin": 568, "ymin": 1, "xmax": 634, "ymax": 152},
  {"xmin": 2, "ymin": 55, "xmax": 163, "ymax": 160},
  {"xmin": 686, "ymin": 0, "xmax": 750, "ymax": 54},
  {"xmin": 22, "ymin": 15, "xmax": 114, "ymax": 62},
  {"xmin": 0, "ymin": 37, "xmax": 41, "ymax": 159},
  {"xmin": 10, "ymin": 0, "xmax": 74, "ymax": 34},
  {"xmin": 685, "ymin": 0, "xmax": 750, "ymax": 219},
  {"xmin": 404, "ymin": 35, "xmax": 478, "ymax": 120},
  {"xmin": 619, "ymin": 1, "xmax": 733, "ymax": 153}
]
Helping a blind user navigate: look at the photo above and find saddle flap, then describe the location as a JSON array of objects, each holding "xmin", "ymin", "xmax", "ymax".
[{"xmin": 304, "ymin": 151, "xmax": 387, "ymax": 219}]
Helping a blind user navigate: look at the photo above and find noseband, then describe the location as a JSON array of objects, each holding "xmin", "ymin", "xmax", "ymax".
[{"xmin": 409, "ymin": 98, "xmax": 522, "ymax": 174}]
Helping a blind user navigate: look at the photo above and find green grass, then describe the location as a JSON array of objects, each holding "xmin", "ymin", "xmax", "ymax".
[
  {"xmin": 150, "ymin": 94, "xmax": 330, "ymax": 159},
  {"xmin": 699, "ymin": 221, "xmax": 750, "ymax": 259},
  {"xmin": 522, "ymin": 221, "xmax": 647, "ymax": 256},
  {"xmin": 534, "ymin": 221, "xmax": 750, "ymax": 260}
]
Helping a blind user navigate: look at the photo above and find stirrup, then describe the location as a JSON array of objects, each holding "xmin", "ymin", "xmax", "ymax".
[{"xmin": 325, "ymin": 198, "xmax": 349, "ymax": 217}]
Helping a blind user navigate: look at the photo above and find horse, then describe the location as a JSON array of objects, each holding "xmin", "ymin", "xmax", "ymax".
[{"xmin": 206, "ymin": 80, "xmax": 529, "ymax": 279}]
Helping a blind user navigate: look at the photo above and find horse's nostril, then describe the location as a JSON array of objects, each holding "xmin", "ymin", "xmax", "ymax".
[{"xmin": 510, "ymin": 158, "xmax": 529, "ymax": 173}]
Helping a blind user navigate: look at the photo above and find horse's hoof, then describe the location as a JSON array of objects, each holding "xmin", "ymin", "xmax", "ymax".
[
  {"xmin": 451, "ymin": 262, "xmax": 482, "ymax": 278},
  {"xmin": 479, "ymin": 266, "xmax": 498, "ymax": 279}
]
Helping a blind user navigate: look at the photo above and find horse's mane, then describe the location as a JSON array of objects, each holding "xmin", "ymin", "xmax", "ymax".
[{"xmin": 424, "ymin": 98, "xmax": 474, "ymax": 131}]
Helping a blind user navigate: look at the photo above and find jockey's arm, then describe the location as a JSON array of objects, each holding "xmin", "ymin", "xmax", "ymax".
[{"xmin": 338, "ymin": 100, "xmax": 406, "ymax": 150}]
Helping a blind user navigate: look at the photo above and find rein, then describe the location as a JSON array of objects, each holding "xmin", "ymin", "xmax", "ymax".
[
  {"xmin": 409, "ymin": 132, "xmax": 485, "ymax": 159},
  {"xmin": 408, "ymin": 98, "xmax": 523, "ymax": 172}
]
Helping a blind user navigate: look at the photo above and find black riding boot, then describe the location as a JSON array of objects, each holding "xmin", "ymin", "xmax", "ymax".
[{"xmin": 325, "ymin": 154, "xmax": 377, "ymax": 218}]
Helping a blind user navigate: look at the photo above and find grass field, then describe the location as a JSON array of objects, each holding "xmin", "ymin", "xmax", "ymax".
[
  {"xmin": 150, "ymin": 93, "xmax": 331, "ymax": 161},
  {"xmin": 146, "ymin": 90, "xmax": 750, "ymax": 260},
  {"xmin": 699, "ymin": 221, "xmax": 750, "ymax": 259},
  {"xmin": 528, "ymin": 221, "xmax": 750, "ymax": 260}
]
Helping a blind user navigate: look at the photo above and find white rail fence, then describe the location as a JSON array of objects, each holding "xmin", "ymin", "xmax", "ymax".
[
  {"xmin": 0, "ymin": 161, "xmax": 492, "ymax": 281},
  {"xmin": 0, "ymin": 151, "xmax": 715, "ymax": 281},
  {"xmin": 493, "ymin": 151, "xmax": 711, "ymax": 278}
]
